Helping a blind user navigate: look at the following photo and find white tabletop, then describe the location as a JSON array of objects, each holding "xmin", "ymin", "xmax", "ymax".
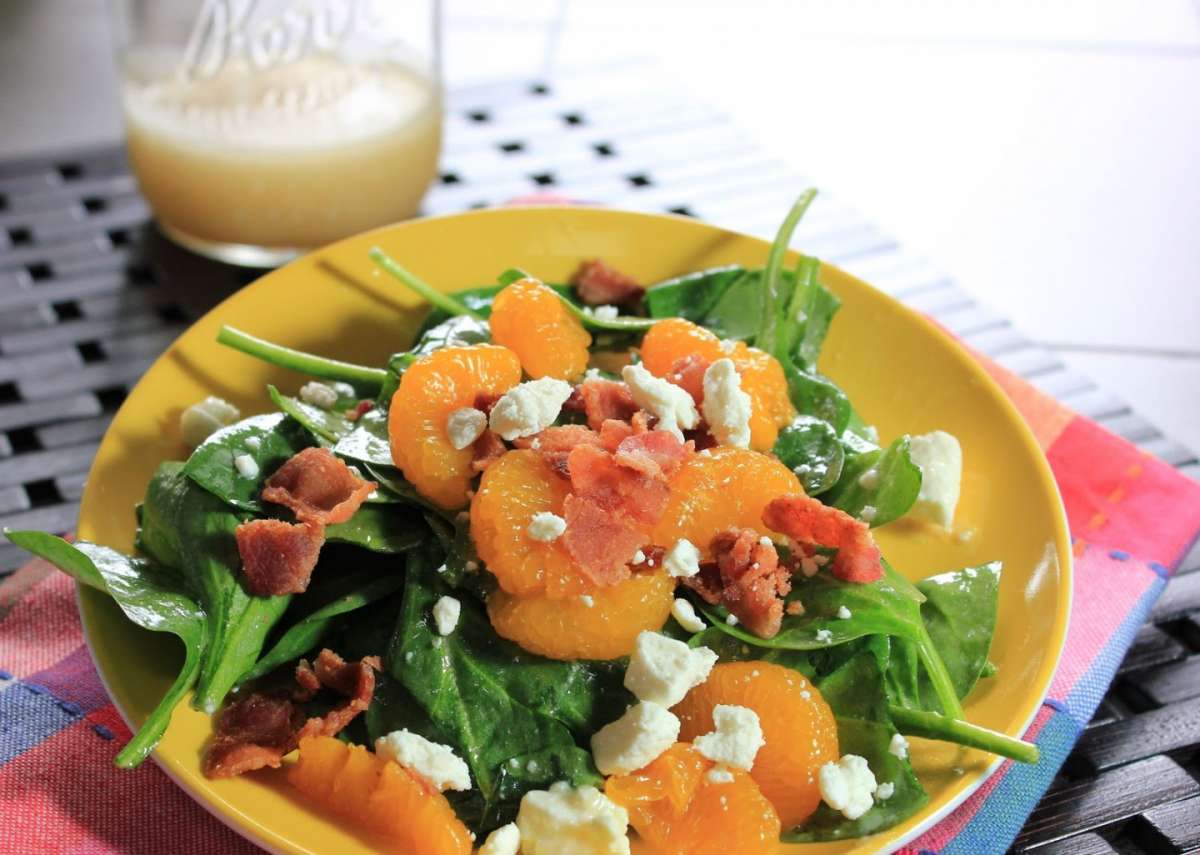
[{"xmin": 2, "ymin": 0, "xmax": 1196, "ymax": 453}]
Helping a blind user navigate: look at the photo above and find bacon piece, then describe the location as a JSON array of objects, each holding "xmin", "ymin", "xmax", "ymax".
[
  {"xmin": 709, "ymin": 528, "xmax": 791, "ymax": 638},
  {"xmin": 561, "ymin": 494, "xmax": 644, "ymax": 586},
  {"xmin": 567, "ymin": 444, "xmax": 669, "ymax": 525},
  {"xmin": 515, "ymin": 425, "xmax": 602, "ymax": 478},
  {"xmin": 667, "ymin": 354, "xmax": 711, "ymax": 405},
  {"xmin": 614, "ymin": 431, "xmax": 693, "ymax": 480},
  {"xmin": 470, "ymin": 429, "xmax": 507, "ymax": 474},
  {"xmin": 576, "ymin": 379, "xmax": 638, "ymax": 430},
  {"xmin": 681, "ymin": 561, "xmax": 724, "ymax": 605},
  {"xmin": 474, "ymin": 390, "xmax": 503, "ymax": 415},
  {"xmin": 202, "ymin": 650, "xmax": 379, "ymax": 779},
  {"xmin": 344, "ymin": 400, "xmax": 375, "ymax": 422},
  {"xmin": 573, "ymin": 259, "xmax": 645, "ymax": 307},
  {"xmin": 236, "ymin": 519, "xmax": 324, "ymax": 596},
  {"xmin": 763, "ymin": 494, "xmax": 883, "ymax": 583},
  {"xmin": 262, "ymin": 447, "xmax": 376, "ymax": 525}
]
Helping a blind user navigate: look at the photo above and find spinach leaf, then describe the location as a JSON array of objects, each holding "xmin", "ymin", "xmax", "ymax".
[
  {"xmin": 182, "ymin": 413, "xmax": 311, "ymax": 512},
  {"xmin": 785, "ymin": 364, "xmax": 852, "ymax": 435},
  {"xmin": 138, "ymin": 462, "xmax": 291, "ymax": 713},
  {"xmin": 497, "ymin": 268, "xmax": 531, "ymax": 286},
  {"xmin": 644, "ymin": 265, "xmax": 745, "ymax": 321},
  {"xmin": 363, "ymin": 462, "xmax": 447, "ymax": 516},
  {"xmin": 792, "ymin": 256, "xmax": 841, "ymax": 372},
  {"xmin": 4, "ymin": 532, "xmax": 206, "ymax": 768},
  {"xmin": 825, "ymin": 436, "xmax": 922, "ymax": 527},
  {"xmin": 772, "ymin": 416, "xmax": 845, "ymax": 495},
  {"xmin": 377, "ymin": 315, "xmax": 493, "ymax": 406},
  {"xmin": 759, "ymin": 189, "xmax": 817, "ymax": 358},
  {"xmin": 240, "ymin": 571, "xmax": 407, "ymax": 684},
  {"xmin": 325, "ymin": 503, "xmax": 430, "ymax": 554},
  {"xmin": 384, "ymin": 552, "xmax": 625, "ymax": 832},
  {"xmin": 268, "ymin": 385, "xmax": 353, "ymax": 444},
  {"xmin": 331, "ymin": 408, "xmax": 392, "ymax": 468}
]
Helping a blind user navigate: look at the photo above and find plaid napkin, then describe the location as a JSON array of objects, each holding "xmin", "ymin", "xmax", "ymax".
[{"xmin": 2, "ymin": 356, "xmax": 1198, "ymax": 855}]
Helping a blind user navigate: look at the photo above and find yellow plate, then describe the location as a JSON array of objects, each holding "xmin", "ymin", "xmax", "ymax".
[{"xmin": 76, "ymin": 207, "xmax": 1071, "ymax": 854}]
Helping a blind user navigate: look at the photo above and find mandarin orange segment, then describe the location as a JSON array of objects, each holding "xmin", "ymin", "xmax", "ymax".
[
  {"xmin": 490, "ymin": 278, "xmax": 592, "ymax": 380},
  {"xmin": 672, "ymin": 662, "xmax": 838, "ymax": 829},
  {"xmin": 487, "ymin": 569, "xmax": 674, "ymax": 660},
  {"xmin": 470, "ymin": 449, "xmax": 581, "ymax": 598},
  {"xmin": 389, "ymin": 344, "xmax": 522, "ymax": 509},
  {"xmin": 639, "ymin": 318, "xmax": 794, "ymax": 450},
  {"xmin": 607, "ymin": 742, "xmax": 781, "ymax": 855},
  {"xmin": 651, "ymin": 447, "xmax": 802, "ymax": 557},
  {"xmin": 289, "ymin": 737, "xmax": 472, "ymax": 855}
]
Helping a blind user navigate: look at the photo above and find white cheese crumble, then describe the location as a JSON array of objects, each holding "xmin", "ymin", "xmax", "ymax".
[
  {"xmin": 621, "ymin": 364, "xmax": 699, "ymax": 441},
  {"xmin": 375, "ymin": 729, "xmax": 471, "ymax": 792},
  {"xmin": 592, "ymin": 304, "xmax": 620, "ymax": 321},
  {"xmin": 489, "ymin": 378, "xmax": 573, "ymax": 440},
  {"xmin": 700, "ymin": 358, "xmax": 752, "ymax": 448},
  {"xmin": 179, "ymin": 396, "xmax": 240, "ymax": 448},
  {"xmin": 478, "ymin": 823, "xmax": 520, "ymax": 855},
  {"xmin": 815, "ymin": 629, "xmax": 833, "ymax": 643},
  {"xmin": 819, "ymin": 754, "xmax": 877, "ymax": 820},
  {"xmin": 719, "ymin": 338, "xmax": 737, "ymax": 354},
  {"xmin": 860, "ymin": 505, "xmax": 877, "ymax": 523},
  {"xmin": 233, "ymin": 454, "xmax": 259, "ymax": 479},
  {"xmin": 836, "ymin": 606, "xmax": 852, "ymax": 620},
  {"xmin": 446, "ymin": 406, "xmax": 488, "ymax": 450},
  {"xmin": 299, "ymin": 381, "xmax": 339, "ymax": 410},
  {"xmin": 580, "ymin": 595, "xmax": 595, "ymax": 608},
  {"xmin": 624, "ymin": 631, "xmax": 717, "ymax": 707},
  {"xmin": 527, "ymin": 511, "xmax": 567, "ymax": 542},
  {"xmin": 631, "ymin": 549, "xmax": 646, "ymax": 565},
  {"xmin": 517, "ymin": 781, "xmax": 630, "ymax": 855},
  {"xmin": 590, "ymin": 701, "xmax": 680, "ymax": 776},
  {"xmin": 725, "ymin": 613, "xmax": 739, "ymax": 626},
  {"xmin": 671, "ymin": 598, "xmax": 706, "ymax": 633},
  {"xmin": 906, "ymin": 430, "xmax": 963, "ymax": 528},
  {"xmin": 707, "ymin": 767, "xmax": 735, "ymax": 784},
  {"xmin": 857, "ymin": 468, "xmax": 880, "ymax": 490},
  {"xmin": 244, "ymin": 436, "xmax": 262, "ymax": 451},
  {"xmin": 875, "ymin": 781, "xmax": 895, "ymax": 801},
  {"xmin": 662, "ymin": 538, "xmax": 701, "ymax": 578},
  {"xmin": 432, "ymin": 595, "xmax": 461, "ymax": 636},
  {"xmin": 888, "ymin": 733, "xmax": 909, "ymax": 759},
  {"xmin": 693, "ymin": 704, "xmax": 764, "ymax": 771}
]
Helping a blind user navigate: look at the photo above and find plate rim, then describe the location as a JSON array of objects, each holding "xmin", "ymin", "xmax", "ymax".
[{"xmin": 75, "ymin": 205, "xmax": 1073, "ymax": 854}]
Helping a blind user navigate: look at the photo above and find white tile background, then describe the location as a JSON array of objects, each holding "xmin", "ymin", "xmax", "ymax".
[{"xmin": 2, "ymin": 0, "xmax": 1197, "ymax": 450}]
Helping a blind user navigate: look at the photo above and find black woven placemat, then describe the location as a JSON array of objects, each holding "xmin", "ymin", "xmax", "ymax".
[{"xmin": 1, "ymin": 66, "xmax": 1197, "ymax": 852}]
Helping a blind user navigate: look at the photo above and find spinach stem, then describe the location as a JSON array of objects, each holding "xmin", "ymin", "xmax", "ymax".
[
  {"xmin": 760, "ymin": 188, "xmax": 818, "ymax": 355},
  {"xmin": 916, "ymin": 624, "xmax": 966, "ymax": 720},
  {"xmin": 889, "ymin": 705, "xmax": 1040, "ymax": 765},
  {"xmin": 217, "ymin": 325, "xmax": 387, "ymax": 391},
  {"xmin": 369, "ymin": 246, "xmax": 485, "ymax": 321}
]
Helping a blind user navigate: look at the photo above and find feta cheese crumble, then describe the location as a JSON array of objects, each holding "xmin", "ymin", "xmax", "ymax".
[
  {"xmin": 299, "ymin": 381, "xmax": 339, "ymax": 410},
  {"xmin": 815, "ymin": 629, "xmax": 833, "ymax": 643},
  {"xmin": 517, "ymin": 781, "xmax": 630, "ymax": 855},
  {"xmin": 375, "ymin": 729, "xmax": 471, "ymax": 792},
  {"xmin": 592, "ymin": 304, "xmax": 620, "ymax": 321},
  {"xmin": 527, "ymin": 511, "xmax": 567, "ymax": 542},
  {"xmin": 671, "ymin": 598, "xmax": 706, "ymax": 633},
  {"xmin": 725, "ymin": 613, "xmax": 739, "ymax": 626},
  {"xmin": 701, "ymin": 358, "xmax": 752, "ymax": 448},
  {"xmin": 432, "ymin": 596, "xmax": 461, "ymax": 636},
  {"xmin": 580, "ymin": 595, "xmax": 595, "ymax": 608},
  {"xmin": 233, "ymin": 454, "xmax": 259, "ymax": 479},
  {"xmin": 836, "ymin": 606, "xmax": 852, "ymax": 620},
  {"xmin": 888, "ymin": 733, "xmax": 909, "ymax": 759},
  {"xmin": 707, "ymin": 767, "xmax": 735, "ymax": 784},
  {"xmin": 907, "ymin": 430, "xmax": 963, "ymax": 528},
  {"xmin": 857, "ymin": 468, "xmax": 880, "ymax": 490},
  {"xmin": 819, "ymin": 754, "xmax": 877, "ymax": 820},
  {"xmin": 662, "ymin": 538, "xmax": 700, "ymax": 578},
  {"xmin": 860, "ymin": 505, "xmax": 877, "ymax": 524},
  {"xmin": 244, "ymin": 436, "xmax": 262, "ymax": 451},
  {"xmin": 621, "ymin": 364, "xmax": 699, "ymax": 441},
  {"xmin": 446, "ymin": 407, "xmax": 488, "ymax": 450},
  {"xmin": 179, "ymin": 396, "xmax": 240, "ymax": 448},
  {"xmin": 631, "ymin": 549, "xmax": 646, "ymax": 565},
  {"xmin": 624, "ymin": 631, "xmax": 717, "ymax": 707},
  {"xmin": 590, "ymin": 701, "xmax": 680, "ymax": 775},
  {"xmin": 693, "ymin": 704, "xmax": 764, "ymax": 771},
  {"xmin": 478, "ymin": 823, "xmax": 520, "ymax": 855},
  {"xmin": 875, "ymin": 781, "xmax": 895, "ymax": 801},
  {"xmin": 489, "ymin": 378, "xmax": 573, "ymax": 440}
]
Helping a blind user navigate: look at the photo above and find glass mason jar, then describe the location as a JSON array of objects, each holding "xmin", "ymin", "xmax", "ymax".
[{"xmin": 110, "ymin": 0, "xmax": 443, "ymax": 266}]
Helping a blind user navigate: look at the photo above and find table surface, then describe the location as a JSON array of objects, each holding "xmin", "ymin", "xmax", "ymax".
[{"xmin": 1, "ymin": 2, "xmax": 1199, "ymax": 854}]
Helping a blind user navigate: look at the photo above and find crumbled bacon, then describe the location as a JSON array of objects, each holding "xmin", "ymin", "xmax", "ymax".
[
  {"xmin": 515, "ymin": 425, "xmax": 602, "ymax": 477},
  {"xmin": 561, "ymin": 494, "xmax": 646, "ymax": 586},
  {"xmin": 235, "ymin": 519, "xmax": 324, "ymax": 596},
  {"xmin": 667, "ymin": 354, "xmax": 710, "ymax": 405},
  {"xmin": 762, "ymin": 494, "xmax": 883, "ymax": 583},
  {"xmin": 262, "ymin": 447, "xmax": 376, "ymax": 525},
  {"xmin": 613, "ymin": 431, "xmax": 692, "ymax": 480},
  {"xmin": 473, "ymin": 390, "xmax": 503, "ymax": 416},
  {"xmin": 202, "ymin": 650, "xmax": 378, "ymax": 779},
  {"xmin": 573, "ymin": 259, "xmax": 645, "ymax": 307},
  {"xmin": 567, "ymin": 444, "xmax": 670, "ymax": 525},
  {"xmin": 470, "ymin": 429, "xmax": 508, "ymax": 474},
  {"xmin": 708, "ymin": 528, "xmax": 791, "ymax": 638},
  {"xmin": 575, "ymin": 379, "xmax": 638, "ymax": 430},
  {"xmin": 344, "ymin": 400, "xmax": 375, "ymax": 422}
]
